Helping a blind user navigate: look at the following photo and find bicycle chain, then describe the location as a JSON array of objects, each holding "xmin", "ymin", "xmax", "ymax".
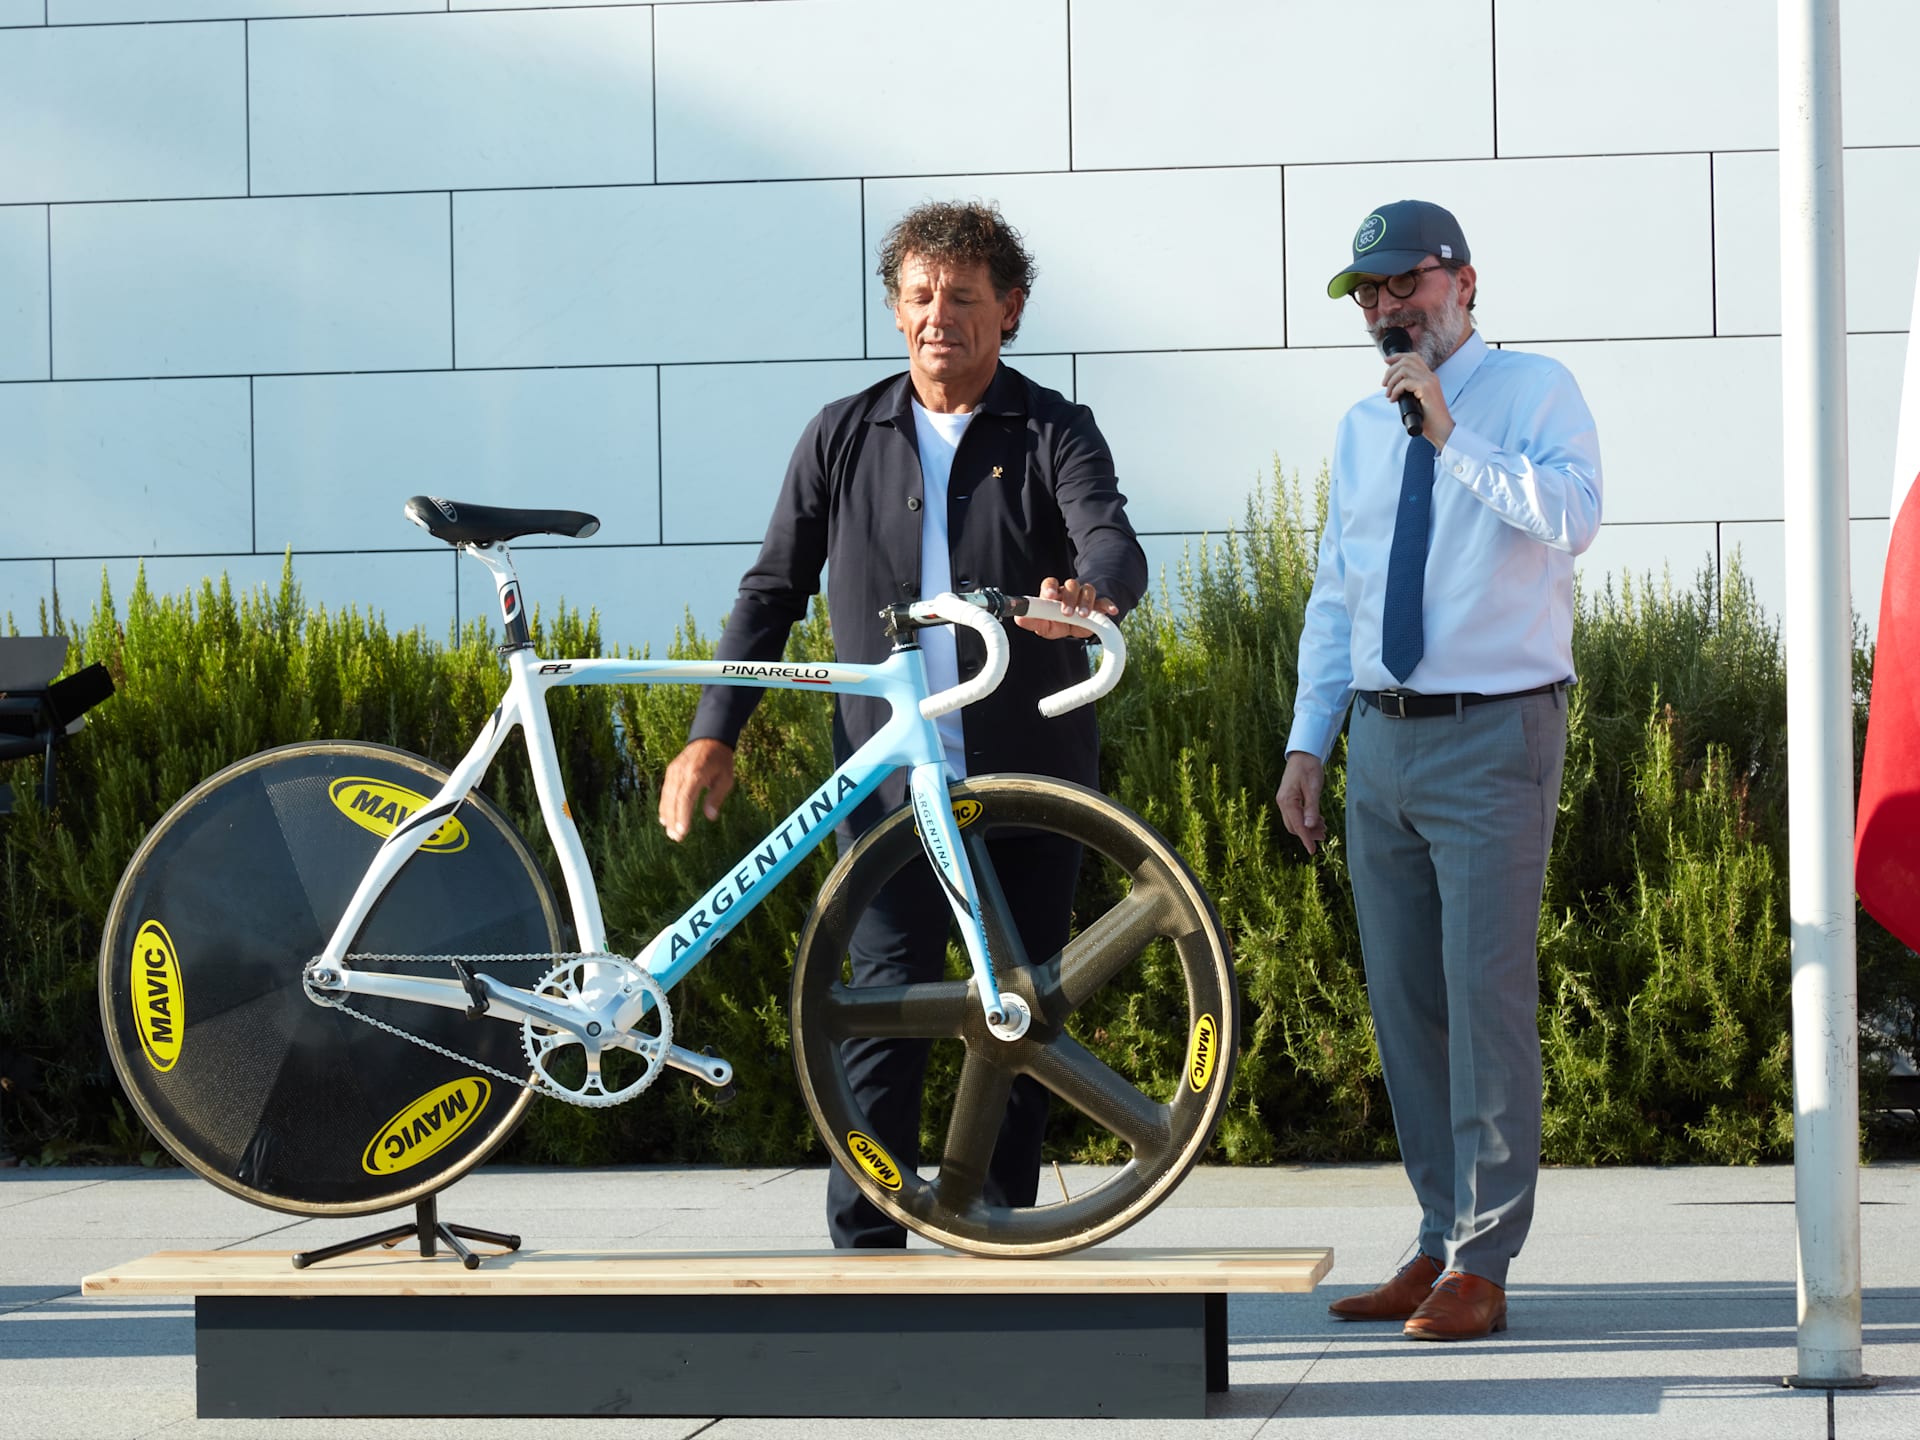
[{"xmin": 315, "ymin": 952, "xmax": 649, "ymax": 1108}]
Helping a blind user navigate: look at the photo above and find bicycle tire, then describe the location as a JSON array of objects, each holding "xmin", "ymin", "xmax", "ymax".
[
  {"xmin": 790, "ymin": 773, "xmax": 1237, "ymax": 1256},
  {"xmin": 99, "ymin": 741, "xmax": 563, "ymax": 1216}
]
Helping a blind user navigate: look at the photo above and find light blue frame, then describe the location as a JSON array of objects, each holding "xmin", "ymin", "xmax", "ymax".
[{"xmin": 305, "ymin": 539, "xmax": 1008, "ymax": 1050}]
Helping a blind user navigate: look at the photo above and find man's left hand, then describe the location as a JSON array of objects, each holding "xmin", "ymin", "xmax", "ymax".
[
  {"xmin": 1384, "ymin": 352, "xmax": 1454, "ymax": 449},
  {"xmin": 1016, "ymin": 576, "xmax": 1118, "ymax": 640}
]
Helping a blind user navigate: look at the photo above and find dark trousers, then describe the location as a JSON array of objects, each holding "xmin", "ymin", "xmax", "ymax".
[{"xmin": 826, "ymin": 830, "xmax": 1083, "ymax": 1248}]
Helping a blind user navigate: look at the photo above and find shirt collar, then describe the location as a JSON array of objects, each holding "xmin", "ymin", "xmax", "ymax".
[
  {"xmin": 1436, "ymin": 327, "xmax": 1488, "ymax": 407},
  {"xmin": 874, "ymin": 362, "xmax": 1026, "ymax": 427}
]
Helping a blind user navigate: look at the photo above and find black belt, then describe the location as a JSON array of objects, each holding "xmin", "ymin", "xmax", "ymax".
[{"xmin": 1356, "ymin": 682, "xmax": 1563, "ymax": 719}]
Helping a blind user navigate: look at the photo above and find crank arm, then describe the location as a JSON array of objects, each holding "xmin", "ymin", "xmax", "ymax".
[{"xmin": 605, "ymin": 1030, "xmax": 734, "ymax": 1088}]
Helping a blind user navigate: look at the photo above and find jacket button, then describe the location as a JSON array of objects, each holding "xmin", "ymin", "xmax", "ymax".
[{"xmin": 907, "ymin": 495, "xmax": 922, "ymax": 511}]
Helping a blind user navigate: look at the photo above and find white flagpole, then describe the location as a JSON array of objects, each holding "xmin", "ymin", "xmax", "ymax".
[{"xmin": 1778, "ymin": 0, "xmax": 1867, "ymax": 1387}]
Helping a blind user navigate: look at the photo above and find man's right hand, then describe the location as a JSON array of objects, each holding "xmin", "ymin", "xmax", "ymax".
[
  {"xmin": 659, "ymin": 738, "xmax": 736, "ymax": 842},
  {"xmin": 1275, "ymin": 750, "xmax": 1327, "ymax": 855}
]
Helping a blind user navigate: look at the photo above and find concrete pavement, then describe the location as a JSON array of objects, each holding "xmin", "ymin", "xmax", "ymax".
[{"xmin": 3, "ymin": 1161, "xmax": 1916, "ymax": 1438}]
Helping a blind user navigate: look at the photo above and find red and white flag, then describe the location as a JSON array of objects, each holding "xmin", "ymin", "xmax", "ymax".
[{"xmin": 1856, "ymin": 258, "xmax": 1920, "ymax": 951}]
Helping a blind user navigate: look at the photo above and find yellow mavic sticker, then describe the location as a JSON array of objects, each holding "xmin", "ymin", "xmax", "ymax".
[
  {"xmin": 1186, "ymin": 1013, "xmax": 1220, "ymax": 1093},
  {"xmin": 847, "ymin": 1130, "xmax": 903, "ymax": 1191},
  {"xmin": 362, "ymin": 1078, "xmax": 491, "ymax": 1175},
  {"xmin": 132, "ymin": 920, "xmax": 185, "ymax": 1073},
  {"xmin": 328, "ymin": 777, "xmax": 468, "ymax": 852}
]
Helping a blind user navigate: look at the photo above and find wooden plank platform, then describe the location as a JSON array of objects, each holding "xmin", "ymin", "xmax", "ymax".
[
  {"xmin": 83, "ymin": 1246, "xmax": 1331, "ymax": 1420},
  {"xmin": 82, "ymin": 1244, "xmax": 1331, "ymax": 1296}
]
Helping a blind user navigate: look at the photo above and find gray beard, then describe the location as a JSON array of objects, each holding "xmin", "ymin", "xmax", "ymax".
[{"xmin": 1369, "ymin": 285, "xmax": 1472, "ymax": 368}]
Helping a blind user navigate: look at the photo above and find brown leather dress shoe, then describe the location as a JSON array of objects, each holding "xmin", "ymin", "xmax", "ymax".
[
  {"xmin": 1327, "ymin": 1252, "xmax": 1443, "ymax": 1321},
  {"xmin": 1402, "ymin": 1270, "xmax": 1508, "ymax": 1340}
]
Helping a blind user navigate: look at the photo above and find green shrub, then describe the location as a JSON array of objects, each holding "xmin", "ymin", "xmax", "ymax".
[{"xmin": 4, "ymin": 478, "xmax": 1912, "ymax": 1171}]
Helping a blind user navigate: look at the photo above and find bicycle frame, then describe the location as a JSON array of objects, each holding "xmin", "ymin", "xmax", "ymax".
[{"xmin": 305, "ymin": 541, "xmax": 1014, "ymax": 1050}]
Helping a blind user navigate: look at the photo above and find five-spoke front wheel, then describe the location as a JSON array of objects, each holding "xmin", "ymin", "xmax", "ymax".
[{"xmin": 790, "ymin": 774, "xmax": 1237, "ymax": 1256}]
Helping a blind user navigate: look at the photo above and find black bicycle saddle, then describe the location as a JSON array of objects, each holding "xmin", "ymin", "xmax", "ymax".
[{"xmin": 403, "ymin": 495, "xmax": 601, "ymax": 546}]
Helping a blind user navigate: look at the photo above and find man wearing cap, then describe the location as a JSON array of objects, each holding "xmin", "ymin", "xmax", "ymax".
[{"xmin": 1274, "ymin": 200, "xmax": 1602, "ymax": 1340}]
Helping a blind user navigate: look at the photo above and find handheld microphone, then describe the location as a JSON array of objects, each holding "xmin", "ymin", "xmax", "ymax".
[{"xmin": 1378, "ymin": 326, "xmax": 1424, "ymax": 438}]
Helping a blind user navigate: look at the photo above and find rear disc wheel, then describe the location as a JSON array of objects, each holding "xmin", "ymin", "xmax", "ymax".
[{"xmin": 99, "ymin": 741, "xmax": 563, "ymax": 1216}]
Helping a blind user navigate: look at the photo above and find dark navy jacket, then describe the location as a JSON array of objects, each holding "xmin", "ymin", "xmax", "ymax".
[{"xmin": 689, "ymin": 362, "xmax": 1148, "ymax": 826}]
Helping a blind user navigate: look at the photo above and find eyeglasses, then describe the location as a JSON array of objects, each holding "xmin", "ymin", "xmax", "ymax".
[{"xmin": 1349, "ymin": 264, "xmax": 1447, "ymax": 308}]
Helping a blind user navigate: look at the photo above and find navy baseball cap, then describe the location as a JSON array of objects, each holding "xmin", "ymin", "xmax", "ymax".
[{"xmin": 1327, "ymin": 200, "xmax": 1471, "ymax": 298}]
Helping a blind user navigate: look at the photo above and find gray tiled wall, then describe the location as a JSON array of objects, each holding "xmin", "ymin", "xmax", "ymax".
[
  {"xmin": 249, "ymin": 9, "xmax": 656, "ymax": 195},
  {"xmin": 1, "ymin": 0, "xmax": 1912, "ymax": 651}
]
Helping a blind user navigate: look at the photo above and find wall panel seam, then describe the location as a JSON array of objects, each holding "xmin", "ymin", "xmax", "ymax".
[
  {"xmin": 447, "ymin": 192, "xmax": 457, "ymax": 369},
  {"xmin": 29, "ymin": 147, "xmax": 1909, "ymax": 210},
  {"xmin": 859, "ymin": 180, "xmax": 869, "ymax": 359},
  {"xmin": 1489, "ymin": 0, "xmax": 1498, "ymax": 159},
  {"xmin": 23, "ymin": 331, "xmax": 1898, "ymax": 389},
  {"xmin": 43, "ymin": 204, "xmax": 52, "ymax": 380},
  {"xmin": 1709, "ymin": 153, "xmax": 1719, "ymax": 338},
  {"xmin": 1065, "ymin": 0, "xmax": 1075, "ymax": 172},
  {"xmin": 1278, "ymin": 167, "xmax": 1288, "ymax": 351},
  {"xmin": 656, "ymin": 364, "xmax": 664, "ymax": 544}
]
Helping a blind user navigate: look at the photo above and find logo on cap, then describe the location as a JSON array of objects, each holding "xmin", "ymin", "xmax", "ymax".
[{"xmin": 1355, "ymin": 214, "xmax": 1386, "ymax": 253}]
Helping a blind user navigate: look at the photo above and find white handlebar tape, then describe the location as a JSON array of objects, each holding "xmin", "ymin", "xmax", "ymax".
[
  {"xmin": 1022, "ymin": 599, "xmax": 1128, "ymax": 718},
  {"xmin": 918, "ymin": 592, "xmax": 1011, "ymax": 720}
]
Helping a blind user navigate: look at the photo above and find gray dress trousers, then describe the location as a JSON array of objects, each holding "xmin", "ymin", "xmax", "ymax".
[{"xmin": 1343, "ymin": 686, "xmax": 1567, "ymax": 1286}]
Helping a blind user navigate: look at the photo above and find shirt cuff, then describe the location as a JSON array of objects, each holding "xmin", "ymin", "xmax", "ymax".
[
  {"xmin": 1437, "ymin": 422, "xmax": 1496, "ymax": 484},
  {"xmin": 1285, "ymin": 705, "xmax": 1345, "ymax": 763}
]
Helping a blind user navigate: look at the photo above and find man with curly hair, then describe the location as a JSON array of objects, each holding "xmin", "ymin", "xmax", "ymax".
[{"xmin": 659, "ymin": 200, "xmax": 1147, "ymax": 1248}]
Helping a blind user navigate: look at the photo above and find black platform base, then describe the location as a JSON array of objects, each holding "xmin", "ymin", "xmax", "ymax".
[{"xmin": 196, "ymin": 1290, "xmax": 1231, "ymax": 1419}]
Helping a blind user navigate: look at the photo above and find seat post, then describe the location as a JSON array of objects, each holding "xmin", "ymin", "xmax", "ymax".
[{"xmin": 462, "ymin": 543, "xmax": 532, "ymax": 653}]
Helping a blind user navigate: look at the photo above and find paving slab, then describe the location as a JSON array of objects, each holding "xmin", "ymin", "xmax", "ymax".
[{"xmin": 0, "ymin": 1162, "xmax": 1915, "ymax": 1438}]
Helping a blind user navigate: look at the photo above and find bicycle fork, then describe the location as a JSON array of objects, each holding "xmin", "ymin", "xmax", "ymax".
[{"xmin": 907, "ymin": 762, "xmax": 1031, "ymax": 1042}]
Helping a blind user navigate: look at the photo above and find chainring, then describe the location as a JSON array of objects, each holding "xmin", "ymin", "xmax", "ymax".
[{"xmin": 519, "ymin": 953, "xmax": 672, "ymax": 1109}]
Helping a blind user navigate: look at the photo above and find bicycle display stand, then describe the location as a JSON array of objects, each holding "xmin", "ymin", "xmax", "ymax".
[
  {"xmin": 83, "ymin": 1245, "xmax": 1333, "ymax": 1419},
  {"xmin": 289, "ymin": 1192, "xmax": 520, "ymax": 1272}
]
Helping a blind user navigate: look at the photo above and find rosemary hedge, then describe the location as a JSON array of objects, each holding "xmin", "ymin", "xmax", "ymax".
[{"xmin": 4, "ymin": 469, "xmax": 1915, "ymax": 1169}]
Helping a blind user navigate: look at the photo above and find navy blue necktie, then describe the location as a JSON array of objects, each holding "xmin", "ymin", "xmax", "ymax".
[{"xmin": 1381, "ymin": 434, "xmax": 1437, "ymax": 683}]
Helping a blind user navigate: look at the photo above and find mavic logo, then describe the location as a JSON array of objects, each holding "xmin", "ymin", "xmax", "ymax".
[
  {"xmin": 1187, "ymin": 1013, "xmax": 1220, "ymax": 1093},
  {"xmin": 328, "ymin": 778, "xmax": 469, "ymax": 853},
  {"xmin": 847, "ymin": 1130, "xmax": 903, "ymax": 1191},
  {"xmin": 362, "ymin": 1078, "xmax": 491, "ymax": 1175},
  {"xmin": 132, "ymin": 920, "xmax": 185, "ymax": 1073}
]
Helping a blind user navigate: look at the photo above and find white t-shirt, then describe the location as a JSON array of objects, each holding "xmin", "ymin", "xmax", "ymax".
[{"xmin": 911, "ymin": 399, "xmax": 976, "ymax": 775}]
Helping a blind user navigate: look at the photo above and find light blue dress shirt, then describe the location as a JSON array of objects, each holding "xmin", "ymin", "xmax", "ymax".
[{"xmin": 1287, "ymin": 329, "xmax": 1604, "ymax": 761}]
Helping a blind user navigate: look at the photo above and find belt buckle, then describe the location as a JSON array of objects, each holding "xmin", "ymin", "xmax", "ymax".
[{"xmin": 1377, "ymin": 689, "xmax": 1409, "ymax": 719}]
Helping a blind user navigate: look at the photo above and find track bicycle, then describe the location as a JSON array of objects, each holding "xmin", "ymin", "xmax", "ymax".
[{"xmin": 99, "ymin": 496, "xmax": 1237, "ymax": 1259}]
